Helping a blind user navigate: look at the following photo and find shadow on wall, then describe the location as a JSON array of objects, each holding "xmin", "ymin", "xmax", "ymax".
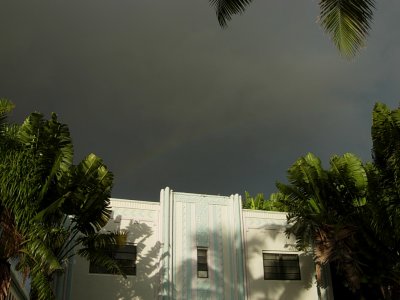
[
  {"xmin": 106, "ymin": 217, "xmax": 163, "ymax": 300},
  {"xmin": 166, "ymin": 226, "xmax": 317, "ymax": 300},
  {"xmin": 99, "ymin": 217, "xmax": 319, "ymax": 300},
  {"xmin": 171, "ymin": 224, "xmax": 244, "ymax": 299},
  {"xmin": 244, "ymin": 227, "xmax": 317, "ymax": 300},
  {"xmin": 173, "ymin": 257, "xmax": 233, "ymax": 300}
]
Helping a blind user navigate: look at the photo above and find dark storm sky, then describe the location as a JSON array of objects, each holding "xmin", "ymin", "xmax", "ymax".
[{"xmin": 1, "ymin": 0, "xmax": 399, "ymax": 201}]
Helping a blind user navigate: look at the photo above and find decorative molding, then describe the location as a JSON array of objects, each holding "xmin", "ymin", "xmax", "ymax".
[
  {"xmin": 196, "ymin": 202, "xmax": 209, "ymax": 247},
  {"xmin": 174, "ymin": 193, "xmax": 232, "ymax": 206},
  {"xmin": 242, "ymin": 210, "xmax": 287, "ymax": 220},
  {"xmin": 110, "ymin": 198, "xmax": 160, "ymax": 210},
  {"xmin": 175, "ymin": 192, "xmax": 231, "ymax": 200},
  {"xmin": 243, "ymin": 210, "xmax": 289, "ymax": 231}
]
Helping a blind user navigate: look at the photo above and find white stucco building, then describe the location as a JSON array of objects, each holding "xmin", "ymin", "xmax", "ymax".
[{"xmin": 57, "ymin": 187, "xmax": 333, "ymax": 300}]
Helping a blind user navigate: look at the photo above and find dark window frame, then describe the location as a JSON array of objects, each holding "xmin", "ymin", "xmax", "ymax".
[
  {"xmin": 89, "ymin": 243, "xmax": 137, "ymax": 276},
  {"xmin": 197, "ymin": 248, "xmax": 208, "ymax": 278},
  {"xmin": 263, "ymin": 252, "xmax": 301, "ymax": 280}
]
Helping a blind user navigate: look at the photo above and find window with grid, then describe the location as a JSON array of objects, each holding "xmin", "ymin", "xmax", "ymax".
[
  {"xmin": 89, "ymin": 243, "xmax": 137, "ymax": 276},
  {"xmin": 197, "ymin": 248, "xmax": 208, "ymax": 278},
  {"xmin": 263, "ymin": 252, "xmax": 301, "ymax": 280}
]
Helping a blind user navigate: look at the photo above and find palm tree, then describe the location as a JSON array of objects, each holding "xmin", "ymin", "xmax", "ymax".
[
  {"xmin": 210, "ymin": 0, "xmax": 376, "ymax": 58},
  {"xmin": 367, "ymin": 103, "xmax": 400, "ymax": 299},
  {"xmin": 277, "ymin": 153, "xmax": 372, "ymax": 292},
  {"xmin": 276, "ymin": 103, "xmax": 400, "ymax": 299},
  {"xmin": 0, "ymin": 99, "xmax": 26, "ymax": 300},
  {"xmin": 0, "ymin": 107, "xmax": 126, "ymax": 299}
]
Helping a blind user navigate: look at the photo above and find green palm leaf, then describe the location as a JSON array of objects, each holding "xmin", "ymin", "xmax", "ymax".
[
  {"xmin": 276, "ymin": 151, "xmax": 374, "ymax": 289},
  {"xmin": 0, "ymin": 99, "xmax": 14, "ymax": 130},
  {"xmin": 319, "ymin": 0, "xmax": 375, "ymax": 57},
  {"xmin": 209, "ymin": 0, "xmax": 252, "ymax": 27},
  {"xmin": 371, "ymin": 103, "xmax": 400, "ymax": 173},
  {"xmin": 0, "ymin": 110, "xmax": 117, "ymax": 299},
  {"xmin": 210, "ymin": 0, "xmax": 375, "ymax": 57},
  {"xmin": 18, "ymin": 112, "xmax": 73, "ymax": 176},
  {"xmin": 28, "ymin": 268, "xmax": 55, "ymax": 300},
  {"xmin": 76, "ymin": 231, "xmax": 128, "ymax": 277},
  {"xmin": 329, "ymin": 153, "xmax": 367, "ymax": 199},
  {"xmin": 62, "ymin": 154, "xmax": 113, "ymax": 234}
]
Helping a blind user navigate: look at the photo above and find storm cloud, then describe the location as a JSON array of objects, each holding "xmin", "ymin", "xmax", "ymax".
[{"xmin": 1, "ymin": 0, "xmax": 399, "ymax": 200}]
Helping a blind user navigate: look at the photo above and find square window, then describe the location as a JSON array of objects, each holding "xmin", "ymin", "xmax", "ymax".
[
  {"xmin": 89, "ymin": 243, "xmax": 137, "ymax": 276},
  {"xmin": 263, "ymin": 252, "xmax": 301, "ymax": 280},
  {"xmin": 197, "ymin": 248, "xmax": 208, "ymax": 278}
]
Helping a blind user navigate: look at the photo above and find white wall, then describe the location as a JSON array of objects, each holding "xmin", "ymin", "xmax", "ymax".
[
  {"xmin": 67, "ymin": 199, "xmax": 161, "ymax": 300},
  {"xmin": 63, "ymin": 191, "xmax": 332, "ymax": 300},
  {"xmin": 170, "ymin": 192, "xmax": 245, "ymax": 300},
  {"xmin": 243, "ymin": 210, "xmax": 319, "ymax": 300}
]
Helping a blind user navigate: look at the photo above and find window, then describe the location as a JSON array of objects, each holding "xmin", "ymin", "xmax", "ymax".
[
  {"xmin": 197, "ymin": 248, "xmax": 208, "ymax": 278},
  {"xmin": 89, "ymin": 243, "xmax": 137, "ymax": 276},
  {"xmin": 263, "ymin": 252, "xmax": 301, "ymax": 280}
]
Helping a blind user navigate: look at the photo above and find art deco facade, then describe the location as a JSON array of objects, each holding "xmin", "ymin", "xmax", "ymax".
[{"xmin": 56, "ymin": 187, "xmax": 333, "ymax": 300}]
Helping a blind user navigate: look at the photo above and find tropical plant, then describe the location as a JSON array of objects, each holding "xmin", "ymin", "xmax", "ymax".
[
  {"xmin": 210, "ymin": 0, "xmax": 376, "ymax": 58},
  {"xmin": 274, "ymin": 103, "xmax": 400, "ymax": 299},
  {"xmin": 276, "ymin": 153, "xmax": 371, "ymax": 290},
  {"xmin": 242, "ymin": 191, "xmax": 287, "ymax": 211},
  {"xmin": 0, "ymin": 99, "xmax": 22, "ymax": 300},
  {"xmin": 0, "ymin": 104, "xmax": 125, "ymax": 299},
  {"xmin": 367, "ymin": 103, "xmax": 400, "ymax": 299}
]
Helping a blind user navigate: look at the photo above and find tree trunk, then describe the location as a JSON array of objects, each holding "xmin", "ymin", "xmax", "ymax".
[{"xmin": 0, "ymin": 259, "xmax": 11, "ymax": 300}]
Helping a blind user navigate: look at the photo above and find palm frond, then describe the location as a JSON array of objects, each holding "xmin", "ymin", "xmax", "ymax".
[
  {"xmin": 0, "ymin": 209, "xmax": 23, "ymax": 259},
  {"xmin": 0, "ymin": 124, "xmax": 20, "ymax": 150},
  {"xmin": 0, "ymin": 151, "xmax": 42, "ymax": 228},
  {"xmin": 76, "ymin": 231, "xmax": 128, "ymax": 277},
  {"xmin": 0, "ymin": 109, "xmax": 117, "ymax": 299},
  {"xmin": 329, "ymin": 153, "xmax": 368, "ymax": 201},
  {"xmin": 210, "ymin": 0, "xmax": 253, "ymax": 27},
  {"xmin": 29, "ymin": 268, "xmax": 56, "ymax": 300},
  {"xmin": 20, "ymin": 234, "xmax": 62, "ymax": 274},
  {"xmin": 371, "ymin": 103, "xmax": 400, "ymax": 174},
  {"xmin": 319, "ymin": 0, "xmax": 375, "ymax": 58},
  {"xmin": 283, "ymin": 153, "xmax": 329, "ymax": 214},
  {"xmin": 18, "ymin": 112, "xmax": 73, "ymax": 175},
  {"xmin": 0, "ymin": 99, "xmax": 14, "ymax": 131},
  {"xmin": 63, "ymin": 154, "xmax": 113, "ymax": 234}
]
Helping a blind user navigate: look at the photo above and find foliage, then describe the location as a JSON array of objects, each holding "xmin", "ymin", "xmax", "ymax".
[
  {"xmin": 277, "ymin": 153, "xmax": 370, "ymax": 289},
  {"xmin": 274, "ymin": 103, "xmax": 400, "ymax": 299},
  {"xmin": 242, "ymin": 191, "xmax": 287, "ymax": 212},
  {"xmin": 210, "ymin": 0, "xmax": 376, "ymax": 58},
  {"xmin": 0, "ymin": 101, "xmax": 125, "ymax": 299},
  {"xmin": 319, "ymin": 0, "xmax": 375, "ymax": 57}
]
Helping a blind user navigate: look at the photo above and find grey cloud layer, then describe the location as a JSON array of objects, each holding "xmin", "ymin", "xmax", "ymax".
[{"xmin": 1, "ymin": 0, "xmax": 399, "ymax": 200}]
